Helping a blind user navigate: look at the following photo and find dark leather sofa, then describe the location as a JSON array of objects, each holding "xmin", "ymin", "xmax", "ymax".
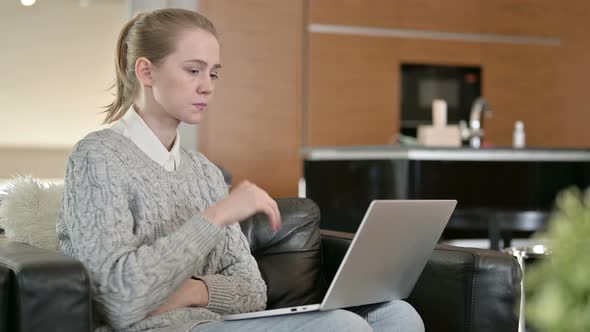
[{"xmin": 0, "ymin": 198, "xmax": 521, "ymax": 332}]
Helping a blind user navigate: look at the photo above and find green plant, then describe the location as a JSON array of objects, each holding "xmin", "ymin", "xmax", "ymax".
[{"xmin": 526, "ymin": 187, "xmax": 590, "ymax": 331}]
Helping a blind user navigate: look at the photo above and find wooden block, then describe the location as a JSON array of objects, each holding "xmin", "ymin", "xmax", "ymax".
[{"xmin": 417, "ymin": 125, "xmax": 462, "ymax": 147}]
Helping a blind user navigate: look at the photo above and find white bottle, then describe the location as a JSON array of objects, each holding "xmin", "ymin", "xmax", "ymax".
[{"xmin": 513, "ymin": 121, "xmax": 525, "ymax": 148}]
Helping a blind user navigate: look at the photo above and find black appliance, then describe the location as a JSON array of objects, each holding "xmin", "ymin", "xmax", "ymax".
[{"xmin": 400, "ymin": 63, "xmax": 481, "ymax": 137}]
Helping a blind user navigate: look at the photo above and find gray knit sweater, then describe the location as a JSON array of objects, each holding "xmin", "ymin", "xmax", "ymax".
[{"xmin": 57, "ymin": 129, "xmax": 267, "ymax": 332}]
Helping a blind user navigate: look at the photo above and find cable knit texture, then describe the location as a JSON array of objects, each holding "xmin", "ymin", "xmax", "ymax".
[{"xmin": 57, "ymin": 129, "xmax": 267, "ymax": 332}]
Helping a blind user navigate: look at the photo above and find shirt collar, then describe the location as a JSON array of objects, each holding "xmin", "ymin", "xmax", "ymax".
[{"xmin": 112, "ymin": 106, "xmax": 181, "ymax": 171}]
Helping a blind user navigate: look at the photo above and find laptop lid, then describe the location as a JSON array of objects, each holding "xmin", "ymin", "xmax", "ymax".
[{"xmin": 320, "ymin": 200, "xmax": 457, "ymax": 311}]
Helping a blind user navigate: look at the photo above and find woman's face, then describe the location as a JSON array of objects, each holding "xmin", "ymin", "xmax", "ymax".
[{"xmin": 150, "ymin": 28, "xmax": 221, "ymax": 125}]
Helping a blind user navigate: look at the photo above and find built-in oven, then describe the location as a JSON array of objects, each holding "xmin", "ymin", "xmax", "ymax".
[{"xmin": 400, "ymin": 63, "xmax": 481, "ymax": 137}]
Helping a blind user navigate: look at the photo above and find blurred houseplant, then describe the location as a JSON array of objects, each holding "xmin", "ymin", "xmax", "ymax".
[{"xmin": 526, "ymin": 187, "xmax": 590, "ymax": 331}]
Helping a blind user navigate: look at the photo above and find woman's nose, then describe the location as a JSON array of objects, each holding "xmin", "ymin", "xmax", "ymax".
[{"xmin": 197, "ymin": 77, "xmax": 213, "ymax": 95}]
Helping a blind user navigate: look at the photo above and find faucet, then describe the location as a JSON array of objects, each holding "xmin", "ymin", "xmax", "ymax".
[{"xmin": 460, "ymin": 97, "xmax": 493, "ymax": 148}]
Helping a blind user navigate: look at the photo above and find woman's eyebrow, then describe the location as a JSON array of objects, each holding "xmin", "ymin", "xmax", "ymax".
[{"xmin": 184, "ymin": 59, "xmax": 222, "ymax": 70}]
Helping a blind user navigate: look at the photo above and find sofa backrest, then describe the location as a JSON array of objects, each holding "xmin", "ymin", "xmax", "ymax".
[{"xmin": 239, "ymin": 197, "xmax": 324, "ymax": 309}]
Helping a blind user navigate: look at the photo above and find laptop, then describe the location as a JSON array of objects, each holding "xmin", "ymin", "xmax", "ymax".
[{"xmin": 223, "ymin": 199, "xmax": 457, "ymax": 320}]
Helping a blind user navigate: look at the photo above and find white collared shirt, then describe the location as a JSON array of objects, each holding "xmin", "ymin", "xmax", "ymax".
[{"xmin": 110, "ymin": 106, "xmax": 181, "ymax": 171}]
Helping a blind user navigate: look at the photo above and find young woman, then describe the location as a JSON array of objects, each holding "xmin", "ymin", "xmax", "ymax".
[{"xmin": 57, "ymin": 9, "xmax": 424, "ymax": 332}]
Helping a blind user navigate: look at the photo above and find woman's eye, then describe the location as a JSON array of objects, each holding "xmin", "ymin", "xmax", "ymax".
[
  {"xmin": 188, "ymin": 69, "xmax": 199, "ymax": 75},
  {"xmin": 210, "ymin": 73, "xmax": 220, "ymax": 80}
]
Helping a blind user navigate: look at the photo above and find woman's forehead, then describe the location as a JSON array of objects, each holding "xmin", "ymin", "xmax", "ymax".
[{"xmin": 172, "ymin": 29, "xmax": 220, "ymax": 63}]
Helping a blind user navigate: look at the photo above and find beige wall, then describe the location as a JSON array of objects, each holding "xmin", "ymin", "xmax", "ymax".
[
  {"xmin": 0, "ymin": 0, "xmax": 125, "ymax": 179},
  {"xmin": 0, "ymin": 147, "xmax": 70, "ymax": 181},
  {"xmin": 0, "ymin": 0, "xmax": 125, "ymax": 149}
]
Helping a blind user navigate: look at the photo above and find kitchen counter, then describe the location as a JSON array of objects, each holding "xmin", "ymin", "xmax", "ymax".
[
  {"xmin": 302, "ymin": 146, "xmax": 590, "ymax": 161},
  {"xmin": 303, "ymin": 145, "xmax": 590, "ymax": 235}
]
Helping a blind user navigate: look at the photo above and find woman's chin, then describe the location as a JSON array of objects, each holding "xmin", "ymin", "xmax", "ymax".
[{"xmin": 183, "ymin": 113, "xmax": 205, "ymax": 125}]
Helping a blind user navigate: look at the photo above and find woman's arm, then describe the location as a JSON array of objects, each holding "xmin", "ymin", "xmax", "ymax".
[
  {"xmin": 60, "ymin": 144, "xmax": 224, "ymax": 329},
  {"xmin": 197, "ymin": 223, "xmax": 268, "ymax": 314},
  {"xmin": 147, "ymin": 154, "xmax": 279, "ymax": 316},
  {"xmin": 146, "ymin": 278, "xmax": 209, "ymax": 316},
  {"xmin": 148, "ymin": 225, "xmax": 267, "ymax": 316}
]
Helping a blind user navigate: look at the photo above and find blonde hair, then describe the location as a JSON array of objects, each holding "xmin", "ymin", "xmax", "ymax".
[{"xmin": 103, "ymin": 9, "xmax": 218, "ymax": 124}]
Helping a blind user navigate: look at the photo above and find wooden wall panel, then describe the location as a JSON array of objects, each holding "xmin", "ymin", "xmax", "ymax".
[
  {"xmin": 480, "ymin": 1, "xmax": 561, "ymax": 37},
  {"xmin": 482, "ymin": 43, "xmax": 562, "ymax": 147},
  {"xmin": 310, "ymin": 0, "xmax": 560, "ymax": 37},
  {"xmin": 307, "ymin": 1, "xmax": 589, "ymax": 148},
  {"xmin": 195, "ymin": 0, "xmax": 590, "ymax": 196},
  {"xmin": 308, "ymin": 34, "xmax": 485, "ymax": 146},
  {"xmin": 199, "ymin": 0, "xmax": 304, "ymax": 197},
  {"xmin": 307, "ymin": 35, "xmax": 399, "ymax": 146},
  {"xmin": 307, "ymin": 32, "xmax": 564, "ymax": 147},
  {"xmin": 310, "ymin": 0, "xmax": 482, "ymax": 33},
  {"xmin": 556, "ymin": 1, "xmax": 590, "ymax": 147}
]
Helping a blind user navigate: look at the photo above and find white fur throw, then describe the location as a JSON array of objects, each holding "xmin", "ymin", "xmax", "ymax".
[{"xmin": 0, "ymin": 177, "xmax": 63, "ymax": 251}]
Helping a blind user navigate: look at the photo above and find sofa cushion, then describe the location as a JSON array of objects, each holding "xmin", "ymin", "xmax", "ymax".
[{"xmin": 240, "ymin": 198, "xmax": 323, "ymax": 309}]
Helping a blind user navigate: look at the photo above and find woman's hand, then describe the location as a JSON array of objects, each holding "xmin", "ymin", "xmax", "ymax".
[
  {"xmin": 148, "ymin": 279, "xmax": 209, "ymax": 317},
  {"xmin": 202, "ymin": 181, "xmax": 282, "ymax": 231}
]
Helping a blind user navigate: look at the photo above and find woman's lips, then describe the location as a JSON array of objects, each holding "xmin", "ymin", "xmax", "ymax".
[{"xmin": 193, "ymin": 103, "xmax": 207, "ymax": 110}]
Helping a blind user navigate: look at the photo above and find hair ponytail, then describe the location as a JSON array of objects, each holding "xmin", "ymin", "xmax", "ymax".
[{"xmin": 103, "ymin": 14, "xmax": 143, "ymax": 124}]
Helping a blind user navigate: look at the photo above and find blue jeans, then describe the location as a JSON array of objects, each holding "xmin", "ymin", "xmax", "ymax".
[{"xmin": 190, "ymin": 300, "xmax": 424, "ymax": 332}]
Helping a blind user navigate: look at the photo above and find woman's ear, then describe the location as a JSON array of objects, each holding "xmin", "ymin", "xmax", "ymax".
[{"xmin": 135, "ymin": 57, "xmax": 153, "ymax": 87}]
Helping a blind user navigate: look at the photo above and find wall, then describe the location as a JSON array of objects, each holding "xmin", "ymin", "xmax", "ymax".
[
  {"xmin": 0, "ymin": 0, "xmax": 125, "ymax": 147},
  {"xmin": 306, "ymin": 0, "xmax": 590, "ymax": 148},
  {"xmin": 0, "ymin": 0, "xmax": 203, "ymax": 181},
  {"xmin": 3, "ymin": 1, "xmax": 588, "ymax": 195},
  {"xmin": 559, "ymin": 2, "xmax": 590, "ymax": 147},
  {"xmin": 0, "ymin": 0, "xmax": 126, "ymax": 179},
  {"xmin": 198, "ymin": 0, "xmax": 304, "ymax": 197},
  {"xmin": 196, "ymin": 0, "xmax": 590, "ymax": 196}
]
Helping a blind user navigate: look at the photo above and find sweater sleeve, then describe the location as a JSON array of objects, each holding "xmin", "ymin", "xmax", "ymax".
[
  {"xmin": 193, "ymin": 155, "xmax": 267, "ymax": 314},
  {"xmin": 59, "ymin": 144, "xmax": 225, "ymax": 329},
  {"xmin": 199, "ymin": 224, "xmax": 267, "ymax": 314}
]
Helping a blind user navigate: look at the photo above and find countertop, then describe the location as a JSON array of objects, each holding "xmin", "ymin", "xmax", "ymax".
[{"xmin": 302, "ymin": 146, "xmax": 590, "ymax": 161}]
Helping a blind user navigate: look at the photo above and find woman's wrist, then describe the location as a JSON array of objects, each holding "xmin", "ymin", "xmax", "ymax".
[
  {"xmin": 190, "ymin": 279, "xmax": 209, "ymax": 307},
  {"xmin": 202, "ymin": 206, "xmax": 222, "ymax": 227}
]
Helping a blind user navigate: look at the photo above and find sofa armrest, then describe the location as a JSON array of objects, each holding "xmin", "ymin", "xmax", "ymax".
[
  {"xmin": 407, "ymin": 244, "xmax": 521, "ymax": 332},
  {"xmin": 0, "ymin": 265, "xmax": 9, "ymax": 332},
  {"xmin": 0, "ymin": 237, "xmax": 92, "ymax": 332},
  {"xmin": 320, "ymin": 232, "xmax": 521, "ymax": 332}
]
